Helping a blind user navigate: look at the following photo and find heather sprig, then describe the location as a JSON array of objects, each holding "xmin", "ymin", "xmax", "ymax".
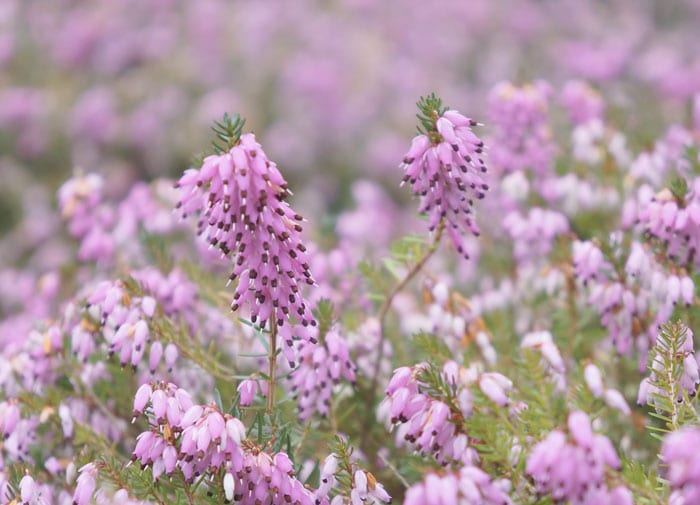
[
  {"xmin": 176, "ymin": 114, "xmax": 317, "ymax": 418},
  {"xmin": 415, "ymin": 93, "xmax": 449, "ymax": 142},
  {"xmin": 400, "ymin": 94, "xmax": 487, "ymax": 259},
  {"xmin": 638, "ymin": 322, "xmax": 700, "ymax": 434},
  {"xmin": 210, "ymin": 112, "xmax": 246, "ymax": 154}
]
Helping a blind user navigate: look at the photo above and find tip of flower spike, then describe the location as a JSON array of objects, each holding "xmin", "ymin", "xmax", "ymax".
[
  {"xmin": 210, "ymin": 112, "xmax": 246, "ymax": 154},
  {"xmin": 415, "ymin": 93, "xmax": 449, "ymax": 142}
]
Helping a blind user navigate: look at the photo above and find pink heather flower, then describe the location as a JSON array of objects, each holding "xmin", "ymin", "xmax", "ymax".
[
  {"xmin": 603, "ymin": 389, "xmax": 631, "ymax": 416},
  {"xmin": 404, "ymin": 466, "xmax": 513, "ymax": 505},
  {"xmin": 350, "ymin": 470, "xmax": 391, "ymax": 505},
  {"xmin": 316, "ymin": 454, "xmax": 339, "ymax": 500},
  {"xmin": 502, "ymin": 208, "xmax": 568, "ymax": 264},
  {"xmin": 175, "ymin": 117, "xmax": 316, "ymax": 363},
  {"xmin": 637, "ymin": 178, "xmax": 700, "ymax": 270},
  {"xmin": 521, "ymin": 331, "xmax": 566, "ymax": 391},
  {"xmin": 57, "ymin": 173, "xmax": 116, "ymax": 264},
  {"xmin": 73, "ymin": 462, "xmax": 98, "ymax": 505},
  {"xmin": 526, "ymin": 411, "xmax": 624, "ymax": 504},
  {"xmin": 487, "ymin": 81, "xmax": 556, "ymax": 176},
  {"xmin": 346, "ymin": 317, "xmax": 393, "ymax": 382},
  {"xmin": 237, "ymin": 378, "xmax": 260, "ymax": 406},
  {"xmin": 584, "ymin": 363, "xmax": 604, "ymax": 398},
  {"xmin": 572, "ymin": 240, "xmax": 610, "ymax": 284},
  {"xmin": 478, "ymin": 372, "xmax": 513, "ymax": 406},
  {"xmin": 378, "ymin": 361, "xmax": 505, "ymax": 465},
  {"xmin": 574, "ymin": 236, "xmax": 689, "ymax": 360},
  {"xmin": 0, "ymin": 399, "xmax": 37, "ymax": 463},
  {"xmin": 288, "ymin": 326, "xmax": 357, "ymax": 420},
  {"xmin": 19, "ymin": 474, "xmax": 39, "ymax": 504},
  {"xmin": 559, "ymin": 80, "xmax": 605, "ymax": 125},
  {"xmin": 69, "ymin": 86, "xmax": 119, "ymax": 145},
  {"xmin": 65, "ymin": 268, "xmax": 199, "ymax": 374},
  {"xmin": 130, "ymin": 382, "xmax": 316, "ymax": 503},
  {"xmin": 662, "ymin": 427, "xmax": 700, "ymax": 505},
  {"xmin": 0, "ymin": 399, "xmax": 21, "ymax": 436},
  {"xmin": 400, "ymin": 94, "xmax": 488, "ymax": 259}
]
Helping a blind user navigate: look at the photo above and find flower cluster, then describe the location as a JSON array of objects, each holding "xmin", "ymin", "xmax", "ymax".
[
  {"xmin": 378, "ymin": 361, "xmax": 511, "ymax": 465},
  {"xmin": 1, "ymin": 322, "xmax": 63, "ymax": 397},
  {"xmin": 288, "ymin": 326, "xmax": 357, "ymax": 420},
  {"xmin": 526, "ymin": 411, "xmax": 631, "ymax": 505},
  {"xmin": 662, "ymin": 426, "xmax": 700, "ymax": 505},
  {"xmin": 538, "ymin": 173, "xmax": 620, "ymax": 216},
  {"xmin": 175, "ymin": 119, "xmax": 316, "ymax": 364},
  {"xmin": 66, "ymin": 271, "xmax": 194, "ymax": 372},
  {"xmin": 404, "ymin": 466, "xmax": 513, "ymax": 505},
  {"xmin": 399, "ymin": 95, "xmax": 488, "ymax": 259},
  {"xmin": 502, "ymin": 208, "xmax": 568, "ymax": 264},
  {"xmin": 559, "ymin": 80, "xmax": 605, "ymax": 126},
  {"xmin": 0, "ymin": 399, "xmax": 36, "ymax": 464},
  {"xmin": 58, "ymin": 173, "xmax": 182, "ymax": 266},
  {"xmin": 316, "ymin": 454, "xmax": 391, "ymax": 505},
  {"xmin": 573, "ymin": 238, "xmax": 693, "ymax": 359},
  {"xmin": 636, "ymin": 178, "xmax": 700, "ymax": 269},
  {"xmin": 400, "ymin": 281, "xmax": 497, "ymax": 364},
  {"xmin": 58, "ymin": 173, "xmax": 115, "ymax": 263},
  {"xmin": 346, "ymin": 318, "xmax": 393, "ymax": 382},
  {"xmin": 129, "ymin": 382, "xmax": 317, "ymax": 504},
  {"xmin": 487, "ymin": 81, "xmax": 556, "ymax": 176}
]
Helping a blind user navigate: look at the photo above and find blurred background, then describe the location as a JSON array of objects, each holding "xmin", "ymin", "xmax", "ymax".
[{"xmin": 1, "ymin": 0, "xmax": 700, "ymax": 257}]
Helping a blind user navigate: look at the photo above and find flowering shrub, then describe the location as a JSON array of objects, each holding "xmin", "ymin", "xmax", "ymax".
[{"xmin": 5, "ymin": 2, "xmax": 700, "ymax": 505}]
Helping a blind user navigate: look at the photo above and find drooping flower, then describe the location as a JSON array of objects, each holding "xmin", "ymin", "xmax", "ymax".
[
  {"xmin": 487, "ymin": 81, "xmax": 556, "ymax": 176},
  {"xmin": 130, "ymin": 381, "xmax": 318, "ymax": 504},
  {"xmin": 65, "ymin": 268, "xmax": 197, "ymax": 373},
  {"xmin": 404, "ymin": 466, "xmax": 513, "ymax": 505},
  {"xmin": 73, "ymin": 462, "xmax": 98, "ymax": 505},
  {"xmin": 662, "ymin": 426, "xmax": 700, "ymax": 505},
  {"xmin": 399, "ymin": 94, "xmax": 488, "ymax": 259},
  {"xmin": 288, "ymin": 326, "xmax": 357, "ymax": 420},
  {"xmin": 502, "ymin": 208, "xmax": 568, "ymax": 264},
  {"xmin": 378, "ymin": 361, "xmax": 510, "ymax": 465},
  {"xmin": 526, "ymin": 411, "xmax": 629, "ymax": 505}
]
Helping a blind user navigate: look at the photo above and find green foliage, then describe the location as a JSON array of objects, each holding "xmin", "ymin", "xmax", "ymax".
[
  {"xmin": 684, "ymin": 144, "xmax": 700, "ymax": 175},
  {"xmin": 669, "ymin": 176, "xmax": 689, "ymax": 204},
  {"xmin": 643, "ymin": 322, "xmax": 700, "ymax": 436},
  {"xmin": 210, "ymin": 112, "xmax": 246, "ymax": 154},
  {"xmin": 415, "ymin": 93, "xmax": 448, "ymax": 141},
  {"xmin": 412, "ymin": 331, "xmax": 454, "ymax": 363},
  {"xmin": 313, "ymin": 298, "xmax": 336, "ymax": 342},
  {"xmin": 620, "ymin": 459, "xmax": 668, "ymax": 505}
]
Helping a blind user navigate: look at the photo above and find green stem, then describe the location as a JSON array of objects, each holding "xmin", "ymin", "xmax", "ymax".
[
  {"xmin": 267, "ymin": 321, "xmax": 278, "ymax": 416},
  {"xmin": 362, "ymin": 220, "xmax": 445, "ymax": 449}
]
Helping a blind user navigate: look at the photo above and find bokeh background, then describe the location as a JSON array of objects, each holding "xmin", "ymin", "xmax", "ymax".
[{"xmin": 2, "ymin": 0, "xmax": 700, "ymax": 264}]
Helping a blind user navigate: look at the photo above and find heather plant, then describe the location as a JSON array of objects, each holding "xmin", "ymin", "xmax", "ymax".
[{"xmin": 5, "ymin": 10, "xmax": 700, "ymax": 500}]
